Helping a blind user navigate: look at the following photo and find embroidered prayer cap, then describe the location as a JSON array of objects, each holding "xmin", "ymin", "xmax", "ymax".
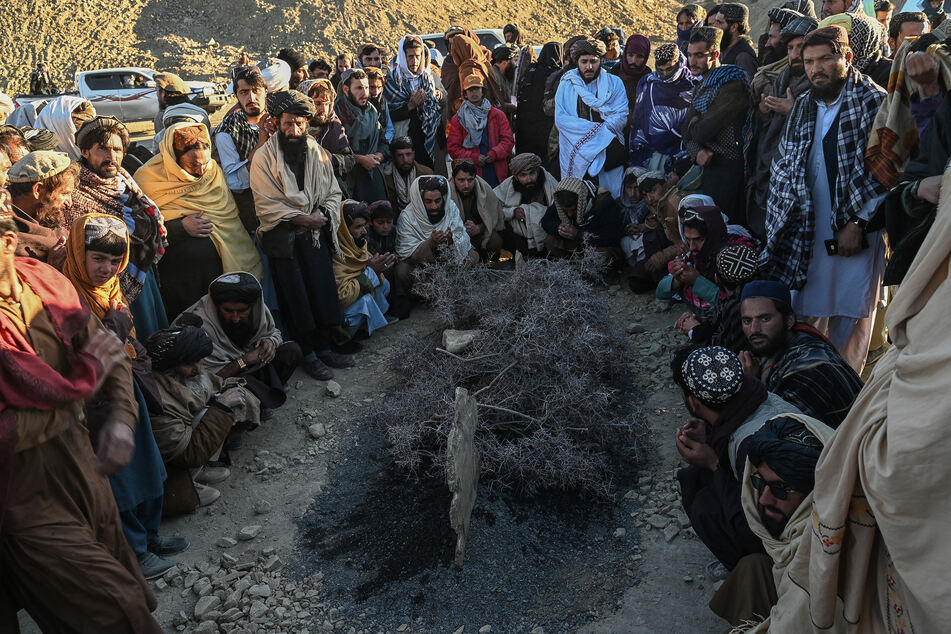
[
  {"xmin": 570, "ymin": 39, "xmax": 606, "ymax": 63},
  {"xmin": 804, "ymin": 24, "xmax": 850, "ymax": 56},
  {"xmin": 7, "ymin": 150, "xmax": 72, "ymax": 183},
  {"xmin": 257, "ymin": 58, "xmax": 292, "ymax": 92},
  {"xmin": 209, "ymin": 271, "xmax": 262, "ymax": 306},
  {"xmin": 297, "ymin": 79, "xmax": 317, "ymax": 95},
  {"xmin": 510, "ymin": 153, "xmax": 543, "ymax": 175},
  {"xmin": 747, "ymin": 415, "xmax": 824, "ymax": 493},
  {"xmin": 718, "ymin": 2, "xmax": 750, "ymax": 24},
  {"xmin": 171, "ymin": 124, "xmax": 210, "ymax": 155},
  {"xmin": 277, "ymin": 47, "xmax": 308, "ymax": 71},
  {"xmin": 715, "ymin": 245, "xmax": 759, "ymax": 285},
  {"xmin": 462, "ymin": 74, "xmax": 485, "ymax": 91},
  {"xmin": 636, "ymin": 170, "xmax": 665, "ymax": 186},
  {"xmin": 682, "ymin": 346, "xmax": 744, "ymax": 406},
  {"xmin": 267, "ymin": 89, "xmax": 317, "ymax": 118},
  {"xmin": 769, "ymin": 7, "xmax": 804, "ymax": 28},
  {"xmin": 445, "ymin": 25, "xmax": 468, "ymax": 40},
  {"xmin": 22, "ymin": 127, "xmax": 60, "ymax": 151},
  {"xmin": 83, "ymin": 214, "xmax": 128, "ymax": 246},
  {"xmin": 417, "ymin": 174, "xmax": 449, "ymax": 196},
  {"xmin": 146, "ymin": 323, "xmax": 214, "ymax": 371},
  {"xmin": 153, "ymin": 72, "xmax": 189, "ymax": 97},
  {"xmin": 741, "ymin": 279, "xmax": 792, "ymax": 307},
  {"xmin": 451, "ymin": 158, "xmax": 478, "ymax": 175},
  {"xmin": 654, "ymin": 43, "xmax": 680, "ymax": 65},
  {"xmin": 782, "ymin": 16, "xmax": 820, "ymax": 38}
]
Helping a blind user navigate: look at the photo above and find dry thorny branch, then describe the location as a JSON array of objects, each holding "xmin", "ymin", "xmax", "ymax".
[{"xmin": 372, "ymin": 249, "xmax": 649, "ymax": 498}]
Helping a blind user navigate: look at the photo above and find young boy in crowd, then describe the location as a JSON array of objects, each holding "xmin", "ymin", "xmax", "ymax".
[{"xmin": 367, "ymin": 200, "xmax": 397, "ymax": 255}]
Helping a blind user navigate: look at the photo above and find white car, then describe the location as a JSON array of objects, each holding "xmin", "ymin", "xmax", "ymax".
[{"xmin": 14, "ymin": 67, "xmax": 229, "ymax": 123}]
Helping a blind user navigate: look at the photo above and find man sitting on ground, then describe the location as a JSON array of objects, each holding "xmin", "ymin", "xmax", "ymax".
[
  {"xmin": 6, "ymin": 150, "xmax": 76, "ymax": 266},
  {"xmin": 395, "ymin": 175, "xmax": 478, "ymax": 293},
  {"xmin": 672, "ymin": 346, "xmax": 804, "ymax": 575},
  {"xmin": 146, "ymin": 324, "xmax": 260, "ymax": 515},
  {"xmin": 494, "ymin": 152, "xmax": 558, "ymax": 256},
  {"xmin": 540, "ymin": 177, "xmax": 622, "ymax": 258},
  {"xmin": 448, "ymin": 159, "xmax": 505, "ymax": 260},
  {"xmin": 176, "ymin": 272, "xmax": 302, "ymax": 416},
  {"xmin": 738, "ymin": 280, "xmax": 863, "ymax": 428},
  {"xmin": 708, "ymin": 414, "xmax": 837, "ymax": 630},
  {"xmin": 384, "ymin": 136, "xmax": 434, "ymax": 214}
]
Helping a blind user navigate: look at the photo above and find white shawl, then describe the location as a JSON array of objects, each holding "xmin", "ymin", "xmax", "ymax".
[
  {"xmin": 35, "ymin": 95, "xmax": 92, "ymax": 161},
  {"xmin": 396, "ymin": 176, "xmax": 473, "ymax": 262},
  {"xmin": 554, "ymin": 69, "xmax": 627, "ymax": 192},
  {"xmin": 493, "ymin": 169, "xmax": 558, "ymax": 251},
  {"xmin": 249, "ymin": 133, "xmax": 342, "ymax": 253}
]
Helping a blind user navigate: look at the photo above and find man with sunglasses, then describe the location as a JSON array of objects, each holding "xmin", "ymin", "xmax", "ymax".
[{"xmin": 708, "ymin": 414, "xmax": 839, "ymax": 630}]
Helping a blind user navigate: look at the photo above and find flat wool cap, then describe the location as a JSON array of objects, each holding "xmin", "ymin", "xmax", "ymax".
[
  {"xmin": 7, "ymin": 150, "xmax": 72, "ymax": 183},
  {"xmin": 153, "ymin": 72, "xmax": 189, "ymax": 96}
]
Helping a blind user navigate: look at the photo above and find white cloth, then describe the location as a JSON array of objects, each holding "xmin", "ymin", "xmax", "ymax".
[
  {"xmin": 0, "ymin": 91, "xmax": 14, "ymax": 122},
  {"xmin": 5, "ymin": 100, "xmax": 44, "ymax": 128},
  {"xmin": 396, "ymin": 176, "xmax": 473, "ymax": 262},
  {"xmin": 153, "ymin": 103, "xmax": 212, "ymax": 154},
  {"xmin": 554, "ymin": 69, "xmax": 628, "ymax": 196},
  {"xmin": 792, "ymin": 94, "xmax": 885, "ymax": 320},
  {"xmin": 493, "ymin": 169, "xmax": 557, "ymax": 251},
  {"xmin": 35, "ymin": 95, "xmax": 91, "ymax": 161},
  {"xmin": 215, "ymin": 132, "xmax": 252, "ymax": 190}
]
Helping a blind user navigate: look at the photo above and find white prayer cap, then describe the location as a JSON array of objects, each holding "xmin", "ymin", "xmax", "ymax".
[{"xmin": 258, "ymin": 58, "xmax": 292, "ymax": 92}]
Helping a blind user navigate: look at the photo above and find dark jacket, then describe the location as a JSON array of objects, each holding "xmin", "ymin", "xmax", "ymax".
[{"xmin": 540, "ymin": 191, "xmax": 622, "ymax": 248}]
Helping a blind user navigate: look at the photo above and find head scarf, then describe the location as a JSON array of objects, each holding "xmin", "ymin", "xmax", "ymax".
[
  {"xmin": 654, "ymin": 43, "xmax": 680, "ymax": 66},
  {"xmin": 537, "ymin": 41, "xmax": 564, "ymax": 74},
  {"xmin": 619, "ymin": 35, "xmax": 652, "ymax": 89},
  {"xmin": 62, "ymin": 213, "xmax": 130, "ymax": 321},
  {"xmin": 678, "ymin": 4, "xmax": 707, "ymax": 50},
  {"xmin": 825, "ymin": 13, "xmax": 886, "ymax": 73},
  {"xmin": 509, "ymin": 153, "xmax": 543, "ymax": 175},
  {"xmin": 682, "ymin": 346, "xmax": 744, "ymax": 405},
  {"xmin": 35, "ymin": 95, "xmax": 95, "ymax": 161},
  {"xmin": 570, "ymin": 39, "xmax": 606, "ymax": 64},
  {"xmin": 267, "ymin": 90, "xmax": 317, "ymax": 118},
  {"xmin": 0, "ymin": 91, "xmax": 13, "ymax": 123},
  {"xmin": 146, "ymin": 325, "xmax": 213, "ymax": 372},
  {"xmin": 258, "ymin": 58, "xmax": 292, "ymax": 92},
  {"xmin": 715, "ymin": 244, "xmax": 758, "ymax": 285},
  {"xmin": 209, "ymin": 271, "xmax": 261, "ymax": 306},
  {"xmin": 770, "ymin": 7, "xmax": 805, "ymax": 28},
  {"xmin": 783, "ymin": 16, "xmax": 820, "ymax": 38},
  {"xmin": 820, "ymin": 0, "xmax": 863, "ymax": 18},
  {"xmin": 741, "ymin": 279, "xmax": 793, "ymax": 306},
  {"xmin": 747, "ymin": 415, "xmax": 824, "ymax": 493},
  {"xmin": 554, "ymin": 177, "xmax": 597, "ymax": 224},
  {"xmin": 783, "ymin": 0, "xmax": 817, "ymax": 18},
  {"xmin": 395, "ymin": 175, "xmax": 473, "ymax": 262},
  {"xmin": 682, "ymin": 205, "xmax": 729, "ymax": 277}
]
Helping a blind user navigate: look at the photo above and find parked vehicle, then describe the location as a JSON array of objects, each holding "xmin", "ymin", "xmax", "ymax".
[{"xmin": 14, "ymin": 67, "xmax": 229, "ymax": 123}]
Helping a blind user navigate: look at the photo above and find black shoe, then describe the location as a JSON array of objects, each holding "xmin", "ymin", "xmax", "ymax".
[
  {"xmin": 334, "ymin": 339, "xmax": 363, "ymax": 354},
  {"xmin": 138, "ymin": 552, "xmax": 175, "ymax": 580},
  {"xmin": 303, "ymin": 357, "xmax": 334, "ymax": 380},
  {"xmin": 317, "ymin": 350, "xmax": 354, "ymax": 369},
  {"xmin": 224, "ymin": 432, "xmax": 244, "ymax": 451},
  {"xmin": 148, "ymin": 535, "xmax": 190, "ymax": 556}
]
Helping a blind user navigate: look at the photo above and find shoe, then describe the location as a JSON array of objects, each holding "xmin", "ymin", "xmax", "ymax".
[
  {"xmin": 261, "ymin": 407, "xmax": 274, "ymax": 421},
  {"xmin": 148, "ymin": 535, "xmax": 190, "ymax": 556},
  {"xmin": 385, "ymin": 314, "xmax": 400, "ymax": 324},
  {"xmin": 224, "ymin": 432, "xmax": 244, "ymax": 451},
  {"xmin": 334, "ymin": 339, "xmax": 363, "ymax": 354},
  {"xmin": 866, "ymin": 344, "xmax": 888, "ymax": 366},
  {"xmin": 303, "ymin": 357, "xmax": 334, "ymax": 380},
  {"xmin": 706, "ymin": 560, "xmax": 730, "ymax": 581},
  {"xmin": 194, "ymin": 482, "xmax": 221, "ymax": 507},
  {"xmin": 317, "ymin": 350, "xmax": 354, "ymax": 369},
  {"xmin": 138, "ymin": 551, "xmax": 175, "ymax": 580},
  {"xmin": 195, "ymin": 465, "xmax": 231, "ymax": 484}
]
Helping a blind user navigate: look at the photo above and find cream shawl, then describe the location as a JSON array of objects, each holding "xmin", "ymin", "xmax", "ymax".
[
  {"xmin": 787, "ymin": 164, "xmax": 951, "ymax": 633},
  {"xmin": 249, "ymin": 132, "xmax": 342, "ymax": 253},
  {"xmin": 449, "ymin": 175, "xmax": 505, "ymax": 249},
  {"xmin": 494, "ymin": 169, "xmax": 557, "ymax": 251},
  {"xmin": 332, "ymin": 200, "xmax": 376, "ymax": 308},
  {"xmin": 134, "ymin": 122, "xmax": 263, "ymax": 279},
  {"xmin": 396, "ymin": 176, "xmax": 473, "ymax": 262}
]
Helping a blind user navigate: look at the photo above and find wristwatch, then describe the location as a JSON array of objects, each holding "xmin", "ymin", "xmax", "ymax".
[
  {"xmin": 848, "ymin": 216, "xmax": 869, "ymax": 232},
  {"xmin": 236, "ymin": 357, "xmax": 247, "ymax": 370}
]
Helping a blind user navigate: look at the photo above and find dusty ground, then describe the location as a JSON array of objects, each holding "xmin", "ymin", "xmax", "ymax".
[{"xmin": 19, "ymin": 278, "xmax": 727, "ymax": 634}]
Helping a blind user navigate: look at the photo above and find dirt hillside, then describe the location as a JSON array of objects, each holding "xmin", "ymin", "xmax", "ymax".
[{"xmin": 0, "ymin": 0, "xmax": 681, "ymax": 94}]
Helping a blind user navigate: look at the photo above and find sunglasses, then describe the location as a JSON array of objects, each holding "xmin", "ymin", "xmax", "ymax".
[
  {"xmin": 750, "ymin": 472, "xmax": 797, "ymax": 500},
  {"xmin": 679, "ymin": 208, "xmax": 703, "ymax": 222}
]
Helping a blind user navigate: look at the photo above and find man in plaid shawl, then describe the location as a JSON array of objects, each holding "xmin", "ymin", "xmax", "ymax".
[{"xmin": 763, "ymin": 25, "xmax": 886, "ymax": 373}]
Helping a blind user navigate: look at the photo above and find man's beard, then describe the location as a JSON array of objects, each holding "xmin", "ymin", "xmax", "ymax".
[
  {"xmin": 241, "ymin": 102, "xmax": 262, "ymax": 118},
  {"xmin": 35, "ymin": 204, "xmax": 64, "ymax": 229},
  {"xmin": 289, "ymin": 76, "xmax": 302, "ymax": 90},
  {"xmin": 396, "ymin": 162, "xmax": 414, "ymax": 176},
  {"xmin": 354, "ymin": 235, "xmax": 367, "ymax": 247},
  {"xmin": 758, "ymin": 504, "xmax": 790, "ymax": 538},
  {"xmin": 789, "ymin": 61, "xmax": 805, "ymax": 77},
  {"xmin": 504, "ymin": 63, "xmax": 516, "ymax": 82},
  {"xmin": 761, "ymin": 46, "xmax": 783, "ymax": 66},
  {"xmin": 811, "ymin": 74, "xmax": 847, "ymax": 101},
  {"xmin": 513, "ymin": 172, "xmax": 543, "ymax": 200},
  {"xmin": 581, "ymin": 67, "xmax": 601, "ymax": 82},
  {"xmin": 748, "ymin": 331, "xmax": 786, "ymax": 357},
  {"xmin": 277, "ymin": 131, "xmax": 308, "ymax": 167},
  {"xmin": 426, "ymin": 206, "xmax": 446, "ymax": 223},
  {"xmin": 722, "ymin": 30, "xmax": 735, "ymax": 48},
  {"xmin": 221, "ymin": 317, "xmax": 256, "ymax": 349}
]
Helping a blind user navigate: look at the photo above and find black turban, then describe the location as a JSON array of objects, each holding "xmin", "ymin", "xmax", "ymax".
[
  {"xmin": 267, "ymin": 90, "xmax": 316, "ymax": 118},
  {"xmin": 277, "ymin": 47, "xmax": 308, "ymax": 70},
  {"xmin": 209, "ymin": 272, "xmax": 261, "ymax": 307},
  {"xmin": 492, "ymin": 45, "xmax": 516, "ymax": 63},
  {"xmin": 146, "ymin": 323, "xmax": 213, "ymax": 372},
  {"xmin": 747, "ymin": 416, "xmax": 824, "ymax": 494},
  {"xmin": 22, "ymin": 127, "xmax": 60, "ymax": 151}
]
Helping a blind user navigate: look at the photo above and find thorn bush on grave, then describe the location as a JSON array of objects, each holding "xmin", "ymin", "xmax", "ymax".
[{"xmin": 372, "ymin": 249, "xmax": 648, "ymax": 498}]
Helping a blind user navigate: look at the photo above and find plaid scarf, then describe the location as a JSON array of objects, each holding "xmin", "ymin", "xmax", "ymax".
[
  {"xmin": 384, "ymin": 66, "xmax": 442, "ymax": 162},
  {"xmin": 763, "ymin": 67, "xmax": 885, "ymax": 290},
  {"xmin": 218, "ymin": 108, "xmax": 257, "ymax": 161},
  {"xmin": 692, "ymin": 65, "xmax": 754, "ymax": 158}
]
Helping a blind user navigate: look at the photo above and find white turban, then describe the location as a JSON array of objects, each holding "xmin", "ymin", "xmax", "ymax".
[
  {"xmin": 258, "ymin": 58, "xmax": 292, "ymax": 92},
  {"xmin": 0, "ymin": 91, "xmax": 13, "ymax": 124}
]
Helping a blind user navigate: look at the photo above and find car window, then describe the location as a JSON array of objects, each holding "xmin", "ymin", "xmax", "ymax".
[
  {"xmin": 478, "ymin": 33, "xmax": 504, "ymax": 51},
  {"xmin": 85, "ymin": 73, "xmax": 116, "ymax": 91}
]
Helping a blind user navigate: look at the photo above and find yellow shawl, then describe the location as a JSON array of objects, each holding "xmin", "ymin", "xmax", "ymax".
[
  {"xmin": 332, "ymin": 200, "xmax": 374, "ymax": 308},
  {"xmin": 134, "ymin": 121, "xmax": 262, "ymax": 279}
]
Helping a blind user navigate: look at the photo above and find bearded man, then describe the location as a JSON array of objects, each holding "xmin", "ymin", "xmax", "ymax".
[
  {"xmin": 302, "ymin": 78, "xmax": 355, "ymax": 195},
  {"xmin": 385, "ymin": 36, "xmax": 445, "ymax": 170},
  {"xmin": 6, "ymin": 150, "xmax": 76, "ymax": 267},
  {"xmin": 494, "ymin": 153, "xmax": 558, "ymax": 255},
  {"xmin": 250, "ymin": 90, "xmax": 352, "ymax": 381},
  {"xmin": 448, "ymin": 159, "xmax": 504, "ymax": 260},
  {"xmin": 490, "ymin": 45, "xmax": 518, "ymax": 107},
  {"xmin": 277, "ymin": 48, "xmax": 309, "ymax": 90},
  {"xmin": 384, "ymin": 136, "xmax": 433, "ymax": 213},
  {"xmin": 365, "ymin": 66, "xmax": 394, "ymax": 144},
  {"xmin": 747, "ymin": 16, "xmax": 818, "ymax": 238},
  {"xmin": 216, "ymin": 66, "xmax": 270, "ymax": 232},
  {"xmin": 69, "ymin": 116, "xmax": 169, "ymax": 338},
  {"xmin": 555, "ymin": 40, "xmax": 629, "ymax": 197},
  {"xmin": 335, "ymin": 69, "xmax": 388, "ymax": 203},
  {"xmin": 713, "ymin": 3, "xmax": 760, "ymax": 77},
  {"xmin": 0, "ymin": 202, "xmax": 161, "ymax": 631},
  {"xmin": 763, "ymin": 26, "xmax": 886, "ymax": 372}
]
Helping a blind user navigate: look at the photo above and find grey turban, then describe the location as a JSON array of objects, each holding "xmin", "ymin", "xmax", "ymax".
[
  {"xmin": 267, "ymin": 90, "xmax": 317, "ymax": 118},
  {"xmin": 509, "ymin": 153, "xmax": 542, "ymax": 175},
  {"xmin": 146, "ymin": 323, "xmax": 213, "ymax": 372}
]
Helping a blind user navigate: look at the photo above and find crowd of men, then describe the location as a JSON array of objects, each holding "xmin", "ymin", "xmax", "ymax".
[{"xmin": 0, "ymin": 1, "xmax": 948, "ymax": 630}]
